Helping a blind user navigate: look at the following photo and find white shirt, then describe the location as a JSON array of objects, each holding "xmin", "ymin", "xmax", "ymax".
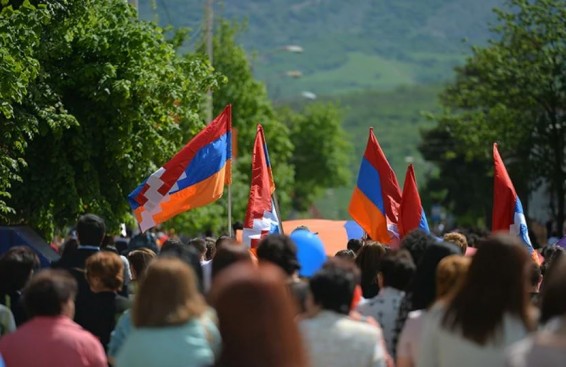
[
  {"xmin": 301, "ymin": 310, "xmax": 387, "ymax": 367},
  {"xmin": 357, "ymin": 286, "xmax": 405, "ymax": 354},
  {"xmin": 201, "ymin": 260, "xmax": 212, "ymax": 293},
  {"xmin": 417, "ymin": 304, "xmax": 528, "ymax": 367},
  {"xmin": 397, "ymin": 309, "xmax": 425, "ymax": 364}
]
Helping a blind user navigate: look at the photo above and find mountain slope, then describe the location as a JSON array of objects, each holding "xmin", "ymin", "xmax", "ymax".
[{"xmin": 139, "ymin": 0, "xmax": 504, "ymax": 98}]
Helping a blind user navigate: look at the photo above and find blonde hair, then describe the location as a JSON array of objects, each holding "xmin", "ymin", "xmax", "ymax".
[
  {"xmin": 85, "ymin": 251, "xmax": 124, "ymax": 291},
  {"xmin": 436, "ymin": 255, "xmax": 471, "ymax": 299},
  {"xmin": 443, "ymin": 232, "xmax": 468, "ymax": 254},
  {"xmin": 133, "ymin": 258, "xmax": 205, "ymax": 327}
]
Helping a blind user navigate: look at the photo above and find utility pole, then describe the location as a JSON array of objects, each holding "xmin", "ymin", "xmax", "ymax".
[{"xmin": 205, "ymin": 0, "xmax": 214, "ymax": 123}]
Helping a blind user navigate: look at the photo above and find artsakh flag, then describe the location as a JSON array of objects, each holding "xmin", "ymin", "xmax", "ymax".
[
  {"xmin": 128, "ymin": 105, "xmax": 232, "ymax": 232},
  {"xmin": 399, "ymin": 164, "xmax": 430, "ymax": 238},
  {"xmin": 492, "ymin": 143, "xmax": 540, "ymax": 264},
  {"xmin": 349, "ymin": 128, "xmax": 402, "ymax": 244},
  {"xmin": 242, "ymin": 125, "xmax": 281, "ymax": 248}
]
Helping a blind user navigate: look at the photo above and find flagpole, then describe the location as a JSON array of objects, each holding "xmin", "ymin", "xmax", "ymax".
[
  {"xmin": 227, "ymin": 184, "xmax": 233, "ymax": 237},
  {"xmin": 271, "ymin": 192, "xmax": 285, "ymax": 235}
]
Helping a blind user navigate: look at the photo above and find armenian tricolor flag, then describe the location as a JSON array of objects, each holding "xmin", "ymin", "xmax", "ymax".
[
  {"xmin": 242, "ymin": 125, "xmax": 281, "ymax": 248},
  {"xmin": 492, "ymin": 143, "xmax": 540, "ymax": 264},
  {"xmin": 349, "ymin": 128, "xmax": 402, "ymax": 244},
  {"xmin": 128, "ymin": 105, "xmax": 232, "ymax": 232},
  {"xmin": 398, "ymin": 164, "xmax": 430, "ymax": 237}
]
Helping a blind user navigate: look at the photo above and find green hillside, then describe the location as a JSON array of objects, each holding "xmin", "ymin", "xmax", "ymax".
[{"xmin": 139, "ymin": 0, "xmax": 503, "ymax": 98}]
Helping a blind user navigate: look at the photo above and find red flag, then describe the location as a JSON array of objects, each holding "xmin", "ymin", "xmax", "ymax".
[
  {"xmin": 493, "ymin": 143, "xmax": 539, "ymax": 263},
  {"xmin": 399, "ymin": 164, "xmax": 430, "ymax": 238},
  {"xmin": 242, "ymin": 125, "xmax": 280, "ymax": 248}
]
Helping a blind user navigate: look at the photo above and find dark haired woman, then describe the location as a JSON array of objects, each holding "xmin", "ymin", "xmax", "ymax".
[{"xmin": 417, "ymin": 234, "xmax": 535, "ymax": 367}]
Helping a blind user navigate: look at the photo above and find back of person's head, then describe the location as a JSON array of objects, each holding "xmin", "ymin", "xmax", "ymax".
[
  {"xmin": 540, "ymin": 256, "xmax": 566, "ymax": 323},
  {"xmin": 256, "ymin": 235, "xmax": 300, "ymax": 276},
  {"xmin": 128, "ymin": 232, "xmax": 158, "ymax": 253},
  {"xmin": 411, "ymin": 241, "xmax": 460, "ymax": 310},
  {"xmin": 160, "ymin": 238, "xmax": 183, "ymax": 253},
  {"xmin": 188, "ymin": 238, "xmax": 207, "ymax": 258},
  {"xmin": 133, "ymin": 258, "xmax": 205, "ymax": 327},
  {"xmin": 347, "ymin": 239, "xmax": 363, "ymax": 254},
  {"xmin": 436, "ymin": 255, "xmax": 471, "ymax": 299},
  {"xmin": 210, "ymin": 263, "xmax": 308, "ymax": 367},
  {"xmin": 127, "ymin": 248, "xmax": 157, "ymax": 280},
  {"xmin": 443, "ymin": 232, "xmax": 468, "ymax": 254},
  {"xmin": 22, "ymin": 269, "xmax": 77, "ymax": 318},
  {"xmin": 76, "ymin": 214, "xmax": 106, "ymax": 247},
  {"xmin": 216, "ymin": 236, "xmax": 237, "ymax": 251},
  {"xmin": 159, "ymin": 244, "xmax": 204, "ymax": 292},
  {"xmin": 309, "ymin": 258, "xmax": 360, "ymax": 315},
  {"xmin": 379, "ymin": 253, "xmax": 416, "ymax": 291},
  {"xmin": 335, "ymin": 249, "xmax": 356, "ymax": 261},
  {"xmin": 85, "ymin": 251, "xmax": 124, "ymax": 292},
  {"xmin": 355, "ymin": 241, "xmax": 386, "ymax": 296},
  {"xmin": 212, "ymin": 244, "xmax": 252, "ymax": 280},
  {"xmin": 289, "ymin": 280, "xmax": 309, "ymax": 315},
  {"xmin": 442, "ymin": 234, "xmax": 532, "ymax": 345},
  {"xmin": 400, "ymin": 229, "xmax": 434, "ymax": 266},
  {"xmin": 205, "ymin": 237, "xmax": 217, "ymax": 261},
  {"xmin": 60, "ymin": 238, "xmax": 79, "ymax": 260},
  {"xmin": 0, "ymin": 246, "xmax": 40, "ymax": 293}
]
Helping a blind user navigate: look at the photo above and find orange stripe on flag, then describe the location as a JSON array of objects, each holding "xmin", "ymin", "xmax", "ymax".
[
  {"xmin": 349, "ymin": 187, "xmax": 389, "ymax": 243},
  {"xmin": 152, "ymin": 161, "xmax": 230, "ymax": 225}
]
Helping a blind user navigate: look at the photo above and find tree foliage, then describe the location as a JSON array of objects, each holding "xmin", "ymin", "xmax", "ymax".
[
  {"xmin": 1, "ymin": 0, "xmax": 217, "ymax": 237},
  {"xmin": 420, "ymin": 0, "xmax": 566, "ymax": 227}
]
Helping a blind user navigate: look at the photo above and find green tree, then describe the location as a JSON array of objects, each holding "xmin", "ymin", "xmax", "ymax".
[
  {"xmin": 2, "ymin": 0, "xmax": 217, "ymax": 237},
  {"xmin": 421, "ymin": 0, "xmax": 566, "ymax": 227},
  {"xmin": 282, "ymin": 102, "xmax": 351, "ymax": 211}
]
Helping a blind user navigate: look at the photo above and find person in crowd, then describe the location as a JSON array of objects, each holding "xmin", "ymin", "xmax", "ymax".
[
  {"xmin": 84, "ymin": 251, "xmax": 129, "ymax": 350},
  {"xmin": 355, "ymin": 241, "xmax": 387, "ymax": 299},
  {"xmin": 0, "ymin": 304, "xmax": 15, "ymax": 336},
  {"xmin": 417, "ymin": 234, "xmax": 534, "ymax": 367},
  {"xmin": 0, "ymin": 269, "xmax": 106, "ymax": 367},
  {"xmin": 115, "ymin": 258, "xmax": 220, "ymax": 367},
  {"xmin": 160, "ymin": 243, "xmax": 205, "ymax": 292},
  {"xmin": 58, "ymin": 238, "xmax": 79, "ymax": 263},
  {"xmin": 108, "ymin": 243, "xmax": 207, "ymax": 364},
  {"xmin": 443, "ymin": 232, "xmax": 468, "ymax": 255},
  {"xmin": 347, "ymin": 239, "xmax": 363, "ymax": 254},
  {"xmin": 393, "ymin": 240, "xmax": 460, "ymax": 358},
  {"xmin": 256, "ymin": 235, "xmax": 301, "ymax": 282},
  {"xmin": 211, "ymin": 243, "xmax": 252, "ymax": 281},
  {"xmin": 101, "ymin": 235, "xmax": 131, "ymax": 296},
  {"xmin": 127, "ymin": 232, "xmax": 158, "ymax": 254},
  {"xmin": 335, "ymin": 249, "xmax": 356, "ymax": 261},
  {"xmin": 215, "ymin": 236, "xmax": 238, "ymax": 252},
  {"xmin": 357, "ymin": 253, "xmax": 416, "ymax": 354},
  {"xmin": 52, "ymin": 214, "xmax": 107, "ymax": 333},
  {"xmin": 126, "ymin": 248, "xmax": 156, "ymax": 298},
  {"xmin": 410, "ymin": 241, "xmax": 460, "ymax": 311},
  {"xmin": 205, "ymin": 237, "xmax": 217, "ymax": 261},
  {"xmin": 107, "ymin": 248, "xmax": 156, "ymax": 364},
  {"xmin": 529, "ymin": 263, "xmax": 542, "ymax": 306},
  {"xmin": 506, "ymin": 256, "xmax": 566, "ymax": 366},
  {"xmin": 210, "ymin": 262, "xmax": 308, "ymax": 367},
  {"xmin": 397, "ymin": 255, "xmax": 470, "ymax": 367},
  {"xmin": 399, "ymin": 230, "xmax": 431, "ymax": 267},
  {"xmin": 301, "ymin": 259, "xmax": 388, "ymax": 367},
  {"xmin": 0, "ymin": 246, "xmax": 40, "ymax": 326},
  {"xmin": 189, "ymin": 238, "xmax": 213, "ymax": 292}
]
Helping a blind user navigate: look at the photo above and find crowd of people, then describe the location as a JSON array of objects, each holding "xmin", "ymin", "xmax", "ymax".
[{"xmin": 0, "ymin": 213, "xmax": 565, "ymax": 367}]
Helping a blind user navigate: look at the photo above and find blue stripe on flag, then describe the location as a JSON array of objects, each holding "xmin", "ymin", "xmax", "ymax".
[
  {"xmin": 419, "ymin": 208, "xmax": 430, "ymax": 234},
  {"xmin": 356, "ymin": 157, "xmax": 385, "ymax": 213},
  {"xmin": 170, "ymin": 132, "xmax": 231, "ymax": 194}
]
